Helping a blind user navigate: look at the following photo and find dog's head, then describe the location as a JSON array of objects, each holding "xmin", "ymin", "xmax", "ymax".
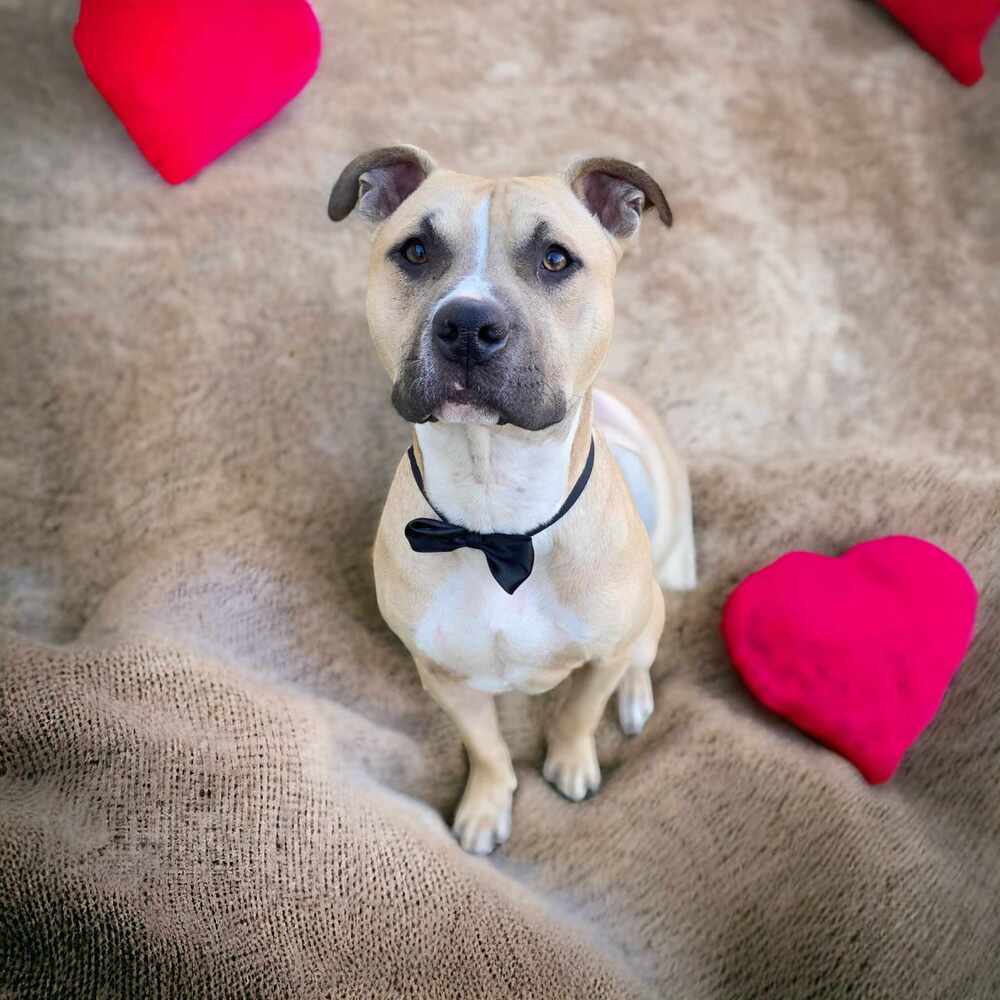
[{"xmin": 329, "ymin": 146, "xmax": 671, "ymax": 431}]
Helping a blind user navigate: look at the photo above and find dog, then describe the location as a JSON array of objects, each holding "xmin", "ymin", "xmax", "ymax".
[{"xmin": 329, "ymin": 146, "xmax": 696, "ymax": 854}]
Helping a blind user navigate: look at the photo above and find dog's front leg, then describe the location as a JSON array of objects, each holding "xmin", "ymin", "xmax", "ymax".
[
  {"xmin": 543, "ymin": 658, "xmax": 631, "ymax": 802},
  {"xmin": 416, "ymin": 658, "xmax": 517, "ymax": 855},
  {"xmin": 545, "ymin": 587, "xmax": 664, "ymax": 801}
]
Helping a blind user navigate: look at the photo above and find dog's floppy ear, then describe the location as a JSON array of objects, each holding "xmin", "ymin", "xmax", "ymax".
[
  {"xmin": 566, "ymin": 157, "xmax": 672, "ymax": 239},
  {"xmin": 328, "ymin": 145, "xmax": 437, "ymax": 224}
]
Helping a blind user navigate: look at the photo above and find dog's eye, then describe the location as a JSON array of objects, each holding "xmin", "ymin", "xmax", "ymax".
[
  {"xmin": 542, "ymin": 245, "xmax": 570, "ymax": 272},
  {"xmin": 401, "ymin": 238, "xmax": 428, "ymax": 265}
]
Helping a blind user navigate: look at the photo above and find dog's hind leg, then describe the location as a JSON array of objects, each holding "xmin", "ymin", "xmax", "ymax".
[{"xmin": 593, "ymin": 381, "xmax": 697, "ymax": 592}]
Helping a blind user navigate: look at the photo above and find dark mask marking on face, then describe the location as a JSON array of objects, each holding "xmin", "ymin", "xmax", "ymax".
[
  {"xmin": 512, "ymin": 220, "xmax": 582, "ymax": 288},
  {"xmin": 391, "ymin": 304, "xmax": 566, "ymax": 431},
  {"xmin": 387, "ymin": 214, "xmax": 453, "ymax": 285}
]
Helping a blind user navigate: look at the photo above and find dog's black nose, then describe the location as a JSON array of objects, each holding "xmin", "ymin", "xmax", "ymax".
[{"xmin": 431, "ymin": 298, "xmax": 509, "ymax": 366}]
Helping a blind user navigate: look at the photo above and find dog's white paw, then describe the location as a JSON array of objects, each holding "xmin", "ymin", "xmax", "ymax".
[
  {"xmin": 543, "ymin": 737, "xmax": 601, "ymax": 802},
  {"xmin": 616, "ymin": 667, "xmax": 654, "ymax": 736},
  {"xmin": 453, "ymin": 775, "xmax": 513, "ymax": 855}
]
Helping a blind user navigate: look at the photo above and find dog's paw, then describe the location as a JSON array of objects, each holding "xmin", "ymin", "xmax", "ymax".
[
  {"xmin": 617, "ymin": 667, "xmax": 654, "ymax": 736},
  {"xmin": 453, "ymin": 775, "xmax": 514, "ymax": 855},
  {"xmin": 543, "ymin": 736, "xmax": 601, "ymax": 802}
]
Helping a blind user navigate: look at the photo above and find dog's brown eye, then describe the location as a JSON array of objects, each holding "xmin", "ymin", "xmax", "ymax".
[
  {"xmin": 402, "ymin": 239, "xmax": 427, "ymax": 265},
  {"xmin": 542, "ymin": 245, "xmax": 569, "ymax": 272}
]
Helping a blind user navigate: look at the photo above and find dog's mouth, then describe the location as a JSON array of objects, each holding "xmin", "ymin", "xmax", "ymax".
[
  {"xmin": 391, "ymin": 365, "xmax": 565, "ymax": 431},
  {"xmin": 390, "ymin": 330, "xmax": 567, "ymax": 431},
  {"xmin": 391, "ymin": 372, "xmax": 505, "ymax": 425},
  {"xmin": 441, "ymin": 383, "xmax": 475, "ymax": 406},
  {"xmin": 435, "ymin": 387, "xmax": 506, "ymax": 426}
]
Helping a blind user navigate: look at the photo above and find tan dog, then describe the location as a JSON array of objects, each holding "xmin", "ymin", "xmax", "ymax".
[{"xmin": 329, "ymin": 146, "xmax": 696, "ymax": 854}]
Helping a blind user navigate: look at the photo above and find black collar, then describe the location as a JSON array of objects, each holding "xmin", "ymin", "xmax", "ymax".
[{"xmin": 403, "ymin": 437, "xmax": 597, "ymax": 595}]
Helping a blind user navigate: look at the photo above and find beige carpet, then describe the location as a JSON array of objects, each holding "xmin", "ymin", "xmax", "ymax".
[{"xmin": 2, "ymin": 1, "xmax": 999, "ymax": 997}]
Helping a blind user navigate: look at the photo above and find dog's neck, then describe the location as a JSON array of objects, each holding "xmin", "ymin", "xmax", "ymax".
[{"xmin": 412, "ymin": 393, "xmax": 593, "ymax": 536}]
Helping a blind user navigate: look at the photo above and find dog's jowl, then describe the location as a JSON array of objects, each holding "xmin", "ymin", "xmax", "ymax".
[{"xmin": 329, "ymin": 146, "xmax": 696, "ymax": 854}]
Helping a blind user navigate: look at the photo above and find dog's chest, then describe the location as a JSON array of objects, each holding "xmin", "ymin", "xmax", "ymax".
[{"xmin": 412, "ymin": 547, "xmax": 591, "ymax": 694}]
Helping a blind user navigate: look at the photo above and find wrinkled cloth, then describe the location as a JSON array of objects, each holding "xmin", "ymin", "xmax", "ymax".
[{"xmin": 1, "ymin": 1, "xmax": 998, "ymax": 997}]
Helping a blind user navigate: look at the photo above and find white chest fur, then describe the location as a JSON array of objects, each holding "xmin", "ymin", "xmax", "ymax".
[
  {"xmin": 409, "ymin": 412, "xmax": 592, "ymax": 693},
  {"xmin": 413, "ymin": 538, "xmax": 591, "ymax": 694}
]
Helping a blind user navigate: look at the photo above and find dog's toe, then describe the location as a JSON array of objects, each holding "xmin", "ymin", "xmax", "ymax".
[
  {"xmin": 543, "ymin": 737, "xmax": 601, "ymax": 802},
  {"xmin": 617, "ymin": 669, "xmax": 654, "ymax": 736},
  {"xmin": 461, "ymin": 822, "xmax": 499, "ymax": 855},
  {"xmin": 453, "ymin": 782, "xmax": 513, "ymax": 855}
]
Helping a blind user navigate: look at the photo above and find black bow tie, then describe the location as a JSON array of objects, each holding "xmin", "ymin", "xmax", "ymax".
[{"xmin": 404, "ymin": 438, "xmax": 596, "ymax": 596}]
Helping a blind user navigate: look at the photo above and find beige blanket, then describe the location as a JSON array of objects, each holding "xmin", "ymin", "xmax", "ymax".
[{"xmin": 2, "ymin": 1, "xmax": 998, "ymax": 996}]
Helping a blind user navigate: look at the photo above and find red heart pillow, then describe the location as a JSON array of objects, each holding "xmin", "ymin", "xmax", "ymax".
[
  {"xmin": 879, "ymin": 0, "xmax": 999, "ymax": 85},
  {"xmin": 722, "ymin": 536, "xmax": 978, "ymax": 783},
  {"xmin": 74, "ymin": 0, "xmax": 322, "ymax": 184}
]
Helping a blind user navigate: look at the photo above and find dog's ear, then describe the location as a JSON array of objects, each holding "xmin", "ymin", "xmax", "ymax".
[
  {"xmin": 328, "ymin": 145, "xmax": 437, "ymax": 224},
  {"xmin": 566, "ymin": 157, "xmax": 672, "ymax": 239}
]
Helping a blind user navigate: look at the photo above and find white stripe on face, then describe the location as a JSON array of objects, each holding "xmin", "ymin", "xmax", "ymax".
[{"xmin": 431, "ymin": 196, "xmax": 493, "ymax": 314}]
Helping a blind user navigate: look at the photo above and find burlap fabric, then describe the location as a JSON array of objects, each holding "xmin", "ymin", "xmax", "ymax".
[{"xmin": 2, "ymin": 1, "xmax": 998, "ymax": 996}]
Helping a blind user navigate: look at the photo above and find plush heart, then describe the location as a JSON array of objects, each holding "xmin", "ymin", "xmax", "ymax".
[
  {"xmin": 722, "ymin": 536, "xmax": 978, "ymax": 783},
  {"xmin": 878, "ymin": 0, "xmax": 999, "ymax": 86},
  {"xmin": 74, "ymin": 0, "xmax": 322, "ymax": 184}
]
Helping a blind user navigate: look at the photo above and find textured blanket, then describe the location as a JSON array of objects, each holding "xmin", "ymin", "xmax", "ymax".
[{"xmin": 2, "ymin": 1, "xmax": 998, "ymax": 997}]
